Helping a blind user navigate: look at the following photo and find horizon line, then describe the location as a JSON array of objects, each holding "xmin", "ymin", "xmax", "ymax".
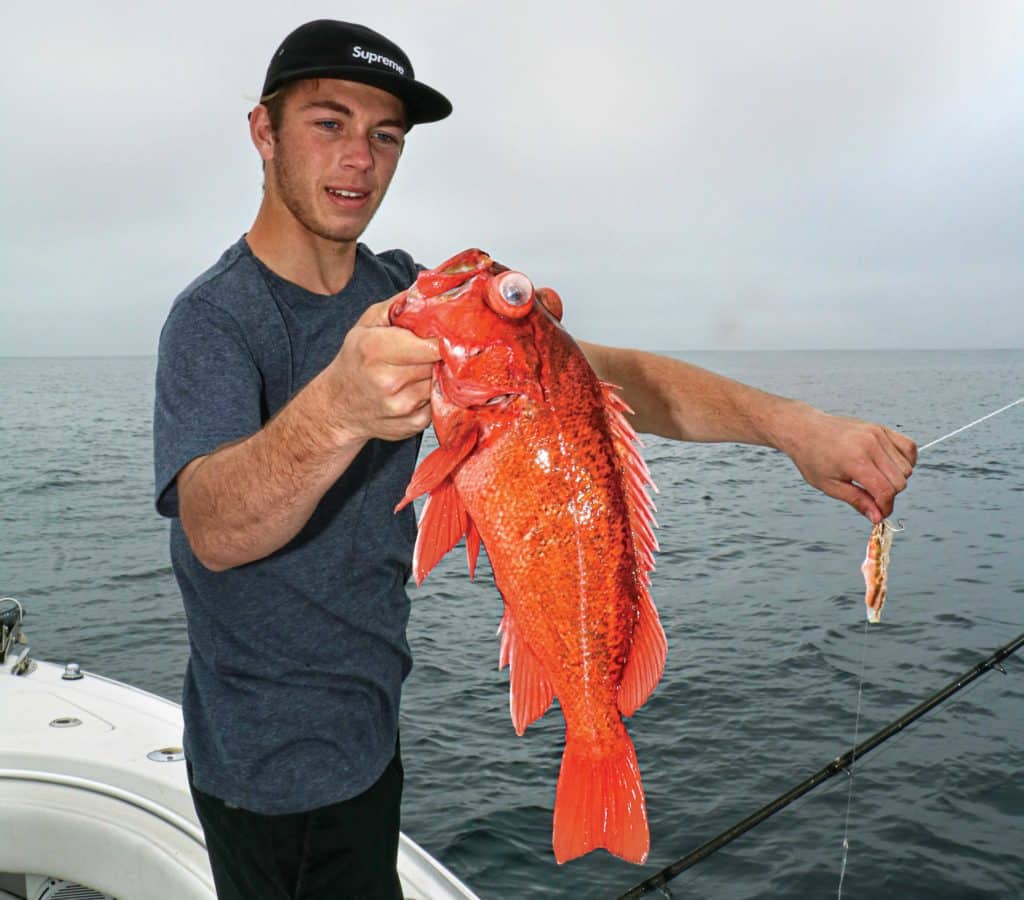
[{"xmin": 1, "ymin": 347, "xmax": 1023, "ymax": 360}]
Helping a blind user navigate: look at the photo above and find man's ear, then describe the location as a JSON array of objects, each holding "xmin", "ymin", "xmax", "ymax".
[{"xmin": 249, "ymin": 105, "xmax": 275, "ymax": 162}]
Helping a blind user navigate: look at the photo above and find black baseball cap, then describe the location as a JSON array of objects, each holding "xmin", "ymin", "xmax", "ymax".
[{"xmin": 259, "ymin": 20, "xmax": 452, "ymax": 127}]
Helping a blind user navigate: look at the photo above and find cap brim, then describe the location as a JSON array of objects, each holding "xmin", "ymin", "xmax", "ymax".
[{"xmin": 264, "ymin": 66, "xmax": 452, "ymax": 126}]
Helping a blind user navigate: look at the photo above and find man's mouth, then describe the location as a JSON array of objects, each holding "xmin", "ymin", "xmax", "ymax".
[{"xmin": 326, "ymin": 187, "xmax": 369, "ymax": 200}]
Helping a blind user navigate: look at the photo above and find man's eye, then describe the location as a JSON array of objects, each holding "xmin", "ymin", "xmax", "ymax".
[
  {"xmin": 373, "ymin": 131, "xmax": 402, "ymax": 146},
  {"xmin": 317, "ymin": 120, "xmax": 339, "ymax": 130}
]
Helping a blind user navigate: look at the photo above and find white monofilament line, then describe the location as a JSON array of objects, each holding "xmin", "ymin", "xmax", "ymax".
[
  {"xmin": 918, "ymin": 397, "xmax": 1024, "ymax": 452},
  {"xmin": 838, "ymin": 394, "xmax": 1023, "ymax": 898}
]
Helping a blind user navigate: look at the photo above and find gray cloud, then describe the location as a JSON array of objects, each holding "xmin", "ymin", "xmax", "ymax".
[{"xmin": 2, "ymin": 1, "xmax": 1021, "ymax": 354}]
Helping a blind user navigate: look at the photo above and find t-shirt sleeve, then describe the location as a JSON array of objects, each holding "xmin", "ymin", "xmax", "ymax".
[
  {"xmin": 153, "ymin": 296, "xmax": 263, "ymax": 518},
  {"xmin": 376, "ymin": 247, "xmax": 422, "ymax": 290}
]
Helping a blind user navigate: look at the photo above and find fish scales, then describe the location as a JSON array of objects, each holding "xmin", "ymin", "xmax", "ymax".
[{"xmin": 456, "ymin": 340, "xmax": 636, "ymax": 736}]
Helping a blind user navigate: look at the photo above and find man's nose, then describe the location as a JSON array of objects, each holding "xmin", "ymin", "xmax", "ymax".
[{"xmin": 339, "ymin": 134, "xmax": 374, "ymax": 170}]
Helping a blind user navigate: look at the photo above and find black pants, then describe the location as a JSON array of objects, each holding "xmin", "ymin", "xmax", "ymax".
[{"xmin": 187, "ymin": 746, "xmax": 404, "ymax": 900}]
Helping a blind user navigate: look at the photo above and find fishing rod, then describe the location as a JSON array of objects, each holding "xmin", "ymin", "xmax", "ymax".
[{"xmin": 615, "ymin": 629, "xmax": 1024, "ymax": 899}]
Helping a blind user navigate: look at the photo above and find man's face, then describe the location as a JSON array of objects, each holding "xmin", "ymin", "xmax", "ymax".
[{"xmin": 261, "ymin": 79, "xmax": 407, "ymax": 243}]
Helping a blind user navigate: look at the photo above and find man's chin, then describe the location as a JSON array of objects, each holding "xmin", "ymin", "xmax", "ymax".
[{"xmin": 307, "ymin": 220, "xmax": 367, "ymax": 244}]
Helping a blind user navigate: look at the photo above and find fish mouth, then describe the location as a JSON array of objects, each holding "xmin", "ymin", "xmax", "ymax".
[{"xmin": 468, "ymin": 392, "xmax": 519, "ymax": 411}]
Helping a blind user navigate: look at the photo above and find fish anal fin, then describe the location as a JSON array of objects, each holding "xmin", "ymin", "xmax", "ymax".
[
  {"xmin": 412, "ymin": 480, "xmax": 467, "ymax": 586},
  {"xmin": 497, "ymin": 609, "xmax": 555, "ymax": 735},
  {"xmin": 553, "ymin": 731, "xmax": 649, "ymax": 865},
  {"xmin": 394, "ymin": 421, "xmax": 477, "ymax": 512},
  {"xmin": 618, "ymin": 586, "xmax": 667, "ymax": 717}
]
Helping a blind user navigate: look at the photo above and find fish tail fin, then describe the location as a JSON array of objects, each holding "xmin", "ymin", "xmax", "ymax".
[{"xmin": 552, "ymin": 730, "xmax": 649, "ymax": 865}]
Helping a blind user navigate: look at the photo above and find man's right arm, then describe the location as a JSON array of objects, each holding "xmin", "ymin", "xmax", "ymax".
[{"xmin": 177, "ymin": 299, "xmax": 438, "ymax": 572}]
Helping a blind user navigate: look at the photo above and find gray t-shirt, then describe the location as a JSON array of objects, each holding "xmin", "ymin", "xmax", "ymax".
[{"xmin": 153, "ymin": 236, "xmax": 421, "ymax": 814}]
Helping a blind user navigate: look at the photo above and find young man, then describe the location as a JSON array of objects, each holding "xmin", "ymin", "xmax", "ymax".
[{"xmin": 153, "ymin": 19, "xmax": 916, "ymax": 900}]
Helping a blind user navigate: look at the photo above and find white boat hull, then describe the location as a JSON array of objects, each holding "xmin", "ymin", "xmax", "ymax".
[{"xmin": 0, "ymin": 639, "xmax": 478, "ymax": 900}]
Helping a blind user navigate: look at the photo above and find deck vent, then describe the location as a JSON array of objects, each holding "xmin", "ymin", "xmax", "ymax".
[
  {"xmin": 147, "ymin": 746, "xmax": 185, "ymax": 762},
  {"xmin": 48, "ymin": 717, "xmax": 82, "ymax": 728},
  {"xmin": 29, "ymin": 877, "xmax": 115, "ymax": 900}
]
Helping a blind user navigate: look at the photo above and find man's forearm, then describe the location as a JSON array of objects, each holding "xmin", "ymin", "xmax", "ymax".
[
  {"xmin": 579, "ymin": 340, "xmax": 917, "ymax": 522},
  {"xmin": 579, "ymin": 340, "xmax": 804, "ymax": 447},
  {"xmin": 178, "ymin": 372, "xmax": 365, "ymax": 571}
]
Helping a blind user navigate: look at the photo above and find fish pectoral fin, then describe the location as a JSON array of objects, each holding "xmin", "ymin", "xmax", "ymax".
[
  {"xmin": 497, "ymin": 608, "xmax": 555, "ymax": 735},
  {"xmin": 618, "ymin": 586, "xmax": 667, "ymax": 718},
  {"xmin": 412, "ymin": 480, "xmax": 469, "ymax": 586},
  {"xmin": 394, "ymin": 421, "xmax": 478, "ymax": 512}
]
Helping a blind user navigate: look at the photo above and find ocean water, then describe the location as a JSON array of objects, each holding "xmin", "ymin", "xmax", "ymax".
[{"xmin": 1, "ymin": 350, "xmax": 1021, "ymax": 899}]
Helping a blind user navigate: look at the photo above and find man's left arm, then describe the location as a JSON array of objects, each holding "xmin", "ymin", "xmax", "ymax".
[{"xmin": 579, "ymin": 341, "xmax": 918, "ymax": 524}]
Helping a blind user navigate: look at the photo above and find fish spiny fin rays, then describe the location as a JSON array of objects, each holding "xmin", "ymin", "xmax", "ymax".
[
  {"xmin": 497, "ymin": 608, "xmax": 555, "ymax": 735},
  {"xmin": 393, "ymin": 420, "xmax": 478, "ymax": 513},
  {"xmin": 601, "ymin": 382, "xmax": 659, "ymax": 578},
  {"xmin": 618, "ymin": 586, "xmax": 668, "ymax": 717},
  {"xmin": 600, "ymin": 381, "xmax": 666, "ymax": 714},
  {"xmin": 553, "ymin": 731, "xmax": 650, "ymax": 865}
]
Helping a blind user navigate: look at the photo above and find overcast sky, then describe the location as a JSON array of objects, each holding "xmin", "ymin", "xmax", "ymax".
[{"xmin": 2, "ymin": 1, "xmax": 1021, "ymax": 355}]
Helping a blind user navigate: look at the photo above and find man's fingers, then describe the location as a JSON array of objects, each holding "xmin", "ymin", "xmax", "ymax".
[
  {"xmin": 887, "ymin": 427, "xmax": 919, "ymax": 468},
  {"xmin": 387, "ymin": 328, "xmax": 441, "ymax": 364},
  {"xmin": 355, "ymin": 321, "xmax": 440, "ymax": 368},
  {"xmin": 843, "ymin": 425, "xmax": 917, "ymax": 515},
  {"xmin": 357, "ymin": 298, "xmax": 397, "ymax": 327},
  {"xmin": 827, "ymin": 479, "xmax": 883, "ymax": 524},
  {"xmin": 871, "ymin": 439, "xmax": 910, "ymax": 495}
]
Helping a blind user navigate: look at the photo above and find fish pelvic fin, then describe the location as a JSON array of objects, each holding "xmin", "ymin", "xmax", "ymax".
[
  {"xmin": 412, "ymin": 480, "xmax": 470, "ymax": 586},
  {"xmin": 618, "ymin": 585, "xmax": 667, "ymax": 717},
  {"xmin": 498, "ymin": 607, "xmax": 554, "ymax": 735},
  {"xmin": 394, "ymin": 421, "xmax": 478, "ymax": 513},
  {"xmin": 553, "ymin": 731, "xmax": 650, "ymax": 865},
  {"xmin": 399, "ymin": 420, "xmax": 480, "ymax": 586}
]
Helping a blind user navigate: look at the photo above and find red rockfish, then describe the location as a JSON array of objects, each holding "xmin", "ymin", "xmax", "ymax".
[{"xmin": 389, "ymin": 249, "xmax": 666, "ymax": 864}]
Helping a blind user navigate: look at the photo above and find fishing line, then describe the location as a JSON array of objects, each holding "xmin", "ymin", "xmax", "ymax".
[
  {"xmin": 836, "ymin": 618, "xmax": 868, "ymax": 899},
  {"xmin": 916, "ymin": 396, "xmax": 1023, "ymax": 453},
  {"xmin": 836, "ymin": 395, "xmax": 1022, "ymax": 891}
]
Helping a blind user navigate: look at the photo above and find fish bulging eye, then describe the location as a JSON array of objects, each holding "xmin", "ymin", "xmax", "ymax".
[{"xmin": 487, "ymin": 271, "xmax": 535, "ymax": 319}]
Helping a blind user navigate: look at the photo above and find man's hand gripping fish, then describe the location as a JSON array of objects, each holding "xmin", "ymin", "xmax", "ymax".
[{"xmin": 389, "ymin": 249, "xmax": 667, "ymax": 865}]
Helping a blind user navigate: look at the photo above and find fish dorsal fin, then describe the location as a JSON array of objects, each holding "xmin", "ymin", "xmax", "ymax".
[
  {"xmin": 618, "ymin": 586, "xmax": 667, "ymax": 717},
  {"xmin": 412, "ymin": 480, "xmax": 468, "ymax": 586},
  {"xmin": 498, "ymin": 607, "xmax": 555, "ymax": 735},
  {"xmin": 601, "ymin": 382, "xmax": 659, "ymax": 575},
  {"xmin": 394, "ymin": 421, "xmax": 478, "ymax": 513},
  {"xmin": 600, "ymin": 381, "xmax": 666, "ymax": 715}
]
